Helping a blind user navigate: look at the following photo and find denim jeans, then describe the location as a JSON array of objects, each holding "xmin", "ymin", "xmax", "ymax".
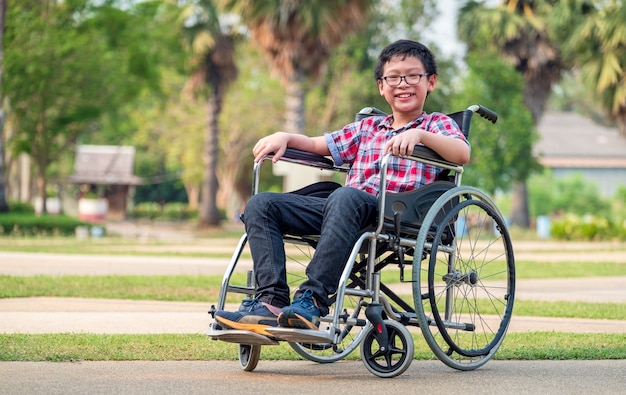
[{"xmin": 244, "ymin": 186, "xmax": 378, "ymax": 315}]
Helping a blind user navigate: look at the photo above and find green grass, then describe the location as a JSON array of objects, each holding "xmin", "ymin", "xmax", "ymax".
[
  {"xmin": 1, "ymin": 332, "xmax": 624, "ymax": 362},
  {"xmin": 1, "ymin": 236, "xmax": 625, "ymax": 362},
  {"xmin": 2, "ymin": 274, "xmax": 625, "ymax": 320}
]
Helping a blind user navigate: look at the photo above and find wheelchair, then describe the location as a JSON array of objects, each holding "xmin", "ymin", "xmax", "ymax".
[{"xmin": 208, "ymin": 104, "xmax": 515, "ymax": 378}]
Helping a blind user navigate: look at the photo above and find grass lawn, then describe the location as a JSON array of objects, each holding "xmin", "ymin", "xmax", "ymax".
[{"xmin": 1, "ymin": 235, "xmax": 625, "ymax": 362}]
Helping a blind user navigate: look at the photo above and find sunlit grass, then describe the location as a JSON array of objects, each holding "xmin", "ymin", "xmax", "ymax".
[{"xmin": 1, "ymin": 332, "xmax": 624, "ymax": 362}]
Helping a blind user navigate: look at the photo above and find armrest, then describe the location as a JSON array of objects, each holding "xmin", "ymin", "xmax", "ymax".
[
  {"xmin": 264, "ymin": 148, "xmax": 350, "ymax": 172},
  {"xmin": 408, "ymin": 145, "xmax": 463, "ymax": 168},
  {"xmin": 273, "ymin": 148, "xmax": 336, "ymax": 170}
]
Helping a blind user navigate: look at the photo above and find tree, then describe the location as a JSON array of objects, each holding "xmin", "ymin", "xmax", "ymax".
[
  {"xmin": 181, "ymin": 0, "xmax": 238, "ymax": 227},
  {"xmin": 5, "ymin": 0, "xmax": 165, "ymax": 213},
  {"xmin": 554, "ymin": 0, "xmax": 626, "ymax": 137},
  {"xmin": 0, "ymin": 0, "xmax": 8, "ymax": 212},
  {"xmin": 458, "ymin": 0, "xmax": 566, "ymax": 227},
  {"xmin": 451, "ymin": 49, "xmax": 538, "ymax": 195},
  {"xmin": 222, "ymin": 0, "xmax": 374, "ymax": 134}
]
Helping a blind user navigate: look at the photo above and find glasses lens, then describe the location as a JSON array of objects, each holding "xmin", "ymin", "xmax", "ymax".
[
  {"xmin": 385, "ymin": 76, "xmax": 401, "ymax": 86},
  {"xmin": 405, "ymin": 74, "xmax": 422, "ymax": 84}
]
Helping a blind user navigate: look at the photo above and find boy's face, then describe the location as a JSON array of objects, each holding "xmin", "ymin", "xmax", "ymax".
[{"xmin": 377, "ymin": 55, "xmax": 436, "ymax": 117}]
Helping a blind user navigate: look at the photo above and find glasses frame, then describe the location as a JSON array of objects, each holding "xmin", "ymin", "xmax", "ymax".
[{"xmin": 381, "ymin": 73, "xmax": 430, "ymax": 87}]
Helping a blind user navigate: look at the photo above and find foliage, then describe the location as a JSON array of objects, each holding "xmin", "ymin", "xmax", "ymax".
[
  {"xmin": 528, "ymin": 171, "xmax": 611, "ymax": 217},
  {"xmin": 527, "ymin": 170, "xmax": 626, "ymax": 240},
  {"xmin": 4, "ymin": 0, "xmax": 174, "ymax": 212},
  {"xmin": 451, "ymin": 50, "xmax": 538, "ymax": 194},
  {"xmin": 0, "ymin": 214, "xmax": 91, "ymax": 237},
  {"xmin": 552, "ymin": 0, "xmax": 626, "ymax": 136},
  {"xmin": 130, "ymin": 202, "xmax": 198, "ymax": 221},
  {"xmin": 551, "ymin": 214, "xmax": 625, "ymax": 241},
  {"xmin": 6, "ymin": 200, "xmax": 35, "ymax": 214}
]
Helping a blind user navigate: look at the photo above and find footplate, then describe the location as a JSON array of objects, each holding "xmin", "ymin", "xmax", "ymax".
[
  {"xmin": 264, "ymin": 327, "xmax": 334, "ymax": 344},
  {"xmin": 207, "ymin": 323, "xmax": 279, "ymax": 346}
]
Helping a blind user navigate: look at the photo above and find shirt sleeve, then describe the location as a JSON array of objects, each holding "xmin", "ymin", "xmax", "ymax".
[{"xmin": 324, "ymin": 120, "xmax": 368, "ymax": 166}]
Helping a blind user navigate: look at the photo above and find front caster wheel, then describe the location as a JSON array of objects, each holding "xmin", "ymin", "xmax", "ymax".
[
  {"xmin": 360, "ymin": 320, "xmax": 414, "ymax": 378},
  {"xmin": 239, "ymin": 344, "xmax": 261, "ymax": 371}
]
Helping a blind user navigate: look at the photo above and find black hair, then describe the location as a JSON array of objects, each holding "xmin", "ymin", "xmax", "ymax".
[{"xmin": 374, "ymin": 40, "xmax": 437, "ymax": 80}]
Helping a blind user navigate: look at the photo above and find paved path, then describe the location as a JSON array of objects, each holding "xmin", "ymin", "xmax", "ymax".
[{"xmin": 2, "ymin": 360, "xmax": 626, "ymax": 395}]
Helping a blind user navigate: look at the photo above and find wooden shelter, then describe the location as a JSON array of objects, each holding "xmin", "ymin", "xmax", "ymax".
[{"xmin": 68, "ymin": 145, "xmax": 143, "ymax": 220}]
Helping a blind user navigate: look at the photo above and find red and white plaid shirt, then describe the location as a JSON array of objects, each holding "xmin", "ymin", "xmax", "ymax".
[{"xmin": 325, "ymin": 112, "xmax": 468, "ymax": 196}]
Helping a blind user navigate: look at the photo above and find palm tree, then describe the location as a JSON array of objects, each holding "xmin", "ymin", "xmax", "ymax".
[
  {"xmin": 181, "ymin": 0, "xmax": 238, "ymax": 226},
  {"xmin": 458, "ymin": 0, "xmax": 565, "ymax": 228},
  {"xmin": 222, "ymin": 0, "xmax": 374, "ymax": 134},
  {"xmin": 559, "ymin": 0, "xmax": 626, "ymax": 137}
]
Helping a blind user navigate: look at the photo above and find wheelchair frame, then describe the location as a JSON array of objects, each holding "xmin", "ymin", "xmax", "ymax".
[{"xmin": 208, "ymin": 104, "xmax": 515, "ymax": 378}]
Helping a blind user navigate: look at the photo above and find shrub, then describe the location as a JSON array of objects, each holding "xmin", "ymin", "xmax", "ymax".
[
  {"xmin": 0, "ymin": 213, "xmax": 92, "ymax": 236},
  {"xmin": 130, "ymin": 202, "xmax": 197, "ymax": 221},
  {"xmin": 7, "ymin": 200, "xmax": 35, "ymax": 214},
  {"xmin": 551, "ymin": 214, "xmax": 625, "ymax": 241}
]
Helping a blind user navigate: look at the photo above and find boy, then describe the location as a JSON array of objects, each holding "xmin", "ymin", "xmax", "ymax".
[{"xmin": 215, "ymin": 39, "xmax": 469, "ymax": 333}]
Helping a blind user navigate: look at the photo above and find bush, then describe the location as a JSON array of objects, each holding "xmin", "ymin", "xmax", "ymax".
[
  {"xmin": 130, "ymin": 202, "xmax": 197, "ymax": 221},
  {"xmin": 161, "ymin": 202, "xmax": 198, "ymax": 221},
  {"xmin": 528, "ymin": 171, "xmax": 610, "ymax": 217},
  {"xmin": 0, "ymin": 213, "xmax": 91, "ymax": 236},
  {"xmin": 551, "ymin": 214, "xmax": 625, "ymax": 241},
  {"xmin": 7, "ymin": 200, "xmax": 35, "ymax": 214}
]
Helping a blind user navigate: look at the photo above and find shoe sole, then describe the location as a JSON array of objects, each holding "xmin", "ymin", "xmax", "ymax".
[
  {"xmin": 215, "ymin": 316, "xmax": 276, "ymax": 336},
  {"xmin": 277, "ymin": 313, "xmax": 319, "ymax": 330}
]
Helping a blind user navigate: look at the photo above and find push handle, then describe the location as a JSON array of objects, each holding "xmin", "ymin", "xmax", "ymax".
[{"xmin": 472, "ymin": 104, "xmax": 498, "ymax": 124}]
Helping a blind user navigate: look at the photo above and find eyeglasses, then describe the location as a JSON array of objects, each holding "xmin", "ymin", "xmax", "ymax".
[{"xmin": 381, "ymin": 73, "xmax": 430, "ymax": 87}]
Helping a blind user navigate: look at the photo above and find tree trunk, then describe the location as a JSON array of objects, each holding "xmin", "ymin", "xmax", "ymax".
[
  {"xmin": 0, "ymin": 0, "xmax": 9, "ymax": 213},
  {"xmin": 509, "ymin": 181, "xmax": 530, "ymax": 228},
  {"xmin": 509, "ymin": 77, "xmax": 553, "ymax": 228},
  {"xmin": 36, "ymin": 172, "xmax": 46, "ymax": 215},
  {"xmin": 199, "ymin": 95, "xmax": 220, "ymax": 227},
  {"xmin": 616, "ymin": 109, "xmax": 626, "ymax": 139},
  {"xmin": 284, "ymin": 71, "xmax": 305, "ymax": 134}
]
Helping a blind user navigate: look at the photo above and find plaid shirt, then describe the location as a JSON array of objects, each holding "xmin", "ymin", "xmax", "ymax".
[{"xmin": 325, "ymin": 112, "xmax": 468, "ymax": 195}]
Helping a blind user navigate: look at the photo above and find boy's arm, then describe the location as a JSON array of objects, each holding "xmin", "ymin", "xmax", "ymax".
[
  {"xmin": 384, "ymin": 129, "xmax": 470, "ymax": 164},
  {"xmin": 253, "ymin": 132, "xmax": 330, "ymax": 163}
]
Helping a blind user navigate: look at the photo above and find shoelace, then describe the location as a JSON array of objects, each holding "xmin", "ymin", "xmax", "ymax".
[
  {"xmin": 292, "ymin": 290, "xmax": 314, "ymax": 308},
  {"xmin": 241, "ymin": 297, "xmax": 261, "ymax": 311}
]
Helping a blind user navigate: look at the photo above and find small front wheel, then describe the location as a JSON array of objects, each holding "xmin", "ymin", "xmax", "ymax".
[
  {"xmin": 239, "ymin": 344, "xmax": 261, "ymax": 372},
  {"xmin": 360, "ymin": 320, "xmax": 414, "ymax": 378}
]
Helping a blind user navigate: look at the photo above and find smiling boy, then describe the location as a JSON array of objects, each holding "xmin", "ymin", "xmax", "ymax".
[{"xmin": 215, "ymin": 39, "xmax": 470, "ymax": 333}]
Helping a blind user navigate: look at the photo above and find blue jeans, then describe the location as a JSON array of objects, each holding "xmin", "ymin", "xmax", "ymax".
[{"xmin": 244, "ymin": 186, "xmax": 378, "ymax": 315}]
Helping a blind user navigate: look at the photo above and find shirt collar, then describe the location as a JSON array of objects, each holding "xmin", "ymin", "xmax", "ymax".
[{"xmin": 380, "ymin": 112, "xmax": 427, "ymax": 132}]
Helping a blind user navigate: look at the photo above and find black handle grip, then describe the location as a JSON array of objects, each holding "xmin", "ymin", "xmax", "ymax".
[{"xmin": 476, "ymin": 105, "xmax": 498, "ymax": 124}]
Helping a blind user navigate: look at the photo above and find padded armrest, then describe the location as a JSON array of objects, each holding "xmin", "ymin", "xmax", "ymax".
[
  {"xmin": 272, "ymin": 148, "xmax": 336, "ymax": 170},
  {"xmin": 409, "ymin": 145, "xmax": 462, "ymax": 168}
]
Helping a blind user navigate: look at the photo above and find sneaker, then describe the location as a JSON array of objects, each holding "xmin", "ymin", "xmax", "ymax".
[
  {"xmin": 277, "ymin": 289, "xmax": 321, "ymax": 330},
  {"xmin": 214, "ymin": 298, "xmax": 281, "ymax": 336}
]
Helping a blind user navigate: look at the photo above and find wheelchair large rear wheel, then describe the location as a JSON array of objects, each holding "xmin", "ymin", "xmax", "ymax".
[{"xmin": 413, "ymin": 186, "xmax": 515, "ymax": 370}]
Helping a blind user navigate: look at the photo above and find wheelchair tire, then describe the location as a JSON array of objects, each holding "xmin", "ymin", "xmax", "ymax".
[
  {"xmin": 412, "ymin": 186, "xmax": 515, "ymax": 371},
  {"xmin": 360, "ymin": 319, "xmax": 414, "ymax": 378},
  {"xmin": 239, "ymin": 344, "xmax": 261, "ymax": 372}
]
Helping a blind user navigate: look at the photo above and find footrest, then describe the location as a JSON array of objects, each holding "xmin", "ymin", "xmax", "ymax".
[
  {"xmin": 207, "ymin": 324, "xmax": 279, "ymax": 346},
  {"xmin": 264, "ymin": 327, "xmax": 334, "ymax": 344}
]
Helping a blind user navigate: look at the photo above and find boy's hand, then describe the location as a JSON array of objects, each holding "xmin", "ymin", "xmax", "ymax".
[
  {"xmin": 253, "ymin": 132, "xmax": 290, "ymax": 163},
  {"xmin": 384, "ymin": 128, "xmax": 424, "ymax": 156}
]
